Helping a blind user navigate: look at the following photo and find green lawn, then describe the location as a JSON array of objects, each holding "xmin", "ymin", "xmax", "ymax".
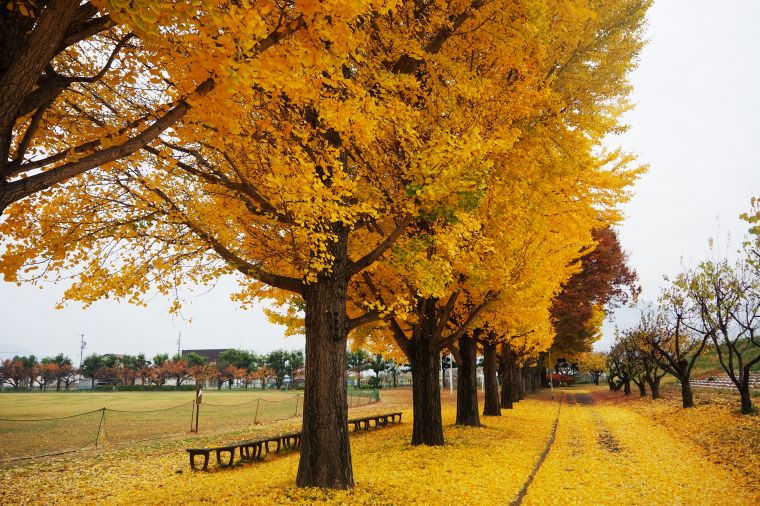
[
  {"xmin": 0, "ymin": 389, "xmax": 297, "ymax": 419},
  {"xmin": 0, "ymin": 389, "xmax": 379, "ymax": 462},
  {"xmin": 692, "ymin": 339, "xmax": 760, "ymax": 378}
]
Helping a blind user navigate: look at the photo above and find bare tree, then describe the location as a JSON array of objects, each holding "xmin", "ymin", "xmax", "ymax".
[{"xmin": 689, "ymin": 259, "xmax": 760, "ymax": 414}]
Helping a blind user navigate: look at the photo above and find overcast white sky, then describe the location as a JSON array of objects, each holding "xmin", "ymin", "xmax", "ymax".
[{"xmin": 1, "ymin": 0, "xmax": 759, "ymax": 362}]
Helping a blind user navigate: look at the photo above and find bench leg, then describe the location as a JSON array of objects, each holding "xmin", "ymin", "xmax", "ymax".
[
  {"xmin": 256, "ymin": 443, "xmax": 263, "ymax": 458},
  {"xmin": 189, "ymin": 451, "xmax": 210, "ymax": 472},
  {"xmin": 216, "ymin": 449, "xmax": 235, "ymax": 467},
  {"xmin": 380, "ymin": 416, "xmax": 388, "ymax": 427}
]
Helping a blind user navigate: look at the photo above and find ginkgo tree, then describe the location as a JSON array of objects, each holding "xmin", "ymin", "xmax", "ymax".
[
  {"xmin": 0, "ymin": 0, "xmax": 651, "ymax": 489},
  {"xmin": 2, "ymin": 0, "xmax": 547, "ymax": 487},
  {"xmin": 0, "ymin": 0, "xmax": 364, "ymax": 213},
  {"xmin": 348, "ymin": 0, "xmax": 650, "ymax": 445}
]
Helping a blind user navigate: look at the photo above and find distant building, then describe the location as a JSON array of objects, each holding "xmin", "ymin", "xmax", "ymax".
[{"xmin": 182, "ymin": 349, "xmax": 229, "ymax": 363}]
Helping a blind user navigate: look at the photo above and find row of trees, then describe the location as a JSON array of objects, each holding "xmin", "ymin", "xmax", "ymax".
[
  {"xmin": 609, "ymin": 215, "xmax": 760, "ymax": 414},
  {"xmin": 0, "ymin": 354, "xmax": 76, "ymax": 390},
  {"xmin": 0, "ymin": 349, "xmax": 305, "ymax": 391},
  {"xmin": 346, "ymin": 350, "xmax": 408, "ymax": 389},
  {"xmin": 1, "ymin": 0, "xmax": 651, "ymax": 488}
]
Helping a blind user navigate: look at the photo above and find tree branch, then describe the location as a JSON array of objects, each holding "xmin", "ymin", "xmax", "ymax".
[
  {"xmin": 347, "ymin": 214, "xmax": 412, "ymax": 277},
  {"xmin": 149, "ymin": 185, "xmax": 304, "ymax": 294}
]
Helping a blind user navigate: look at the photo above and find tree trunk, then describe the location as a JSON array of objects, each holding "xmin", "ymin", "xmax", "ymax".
[
  {"xmin": 296, "ymin": 234, "xmax": 353, "ymax": 489},
  {"xmin": 499, "ymin": 343, "xmax": 514, "ymax": 409},
  {"xmin": 516, "ymin": 366, "xmax": 525, "ymax": 400},
  {"xmin": 679, "ymin": 377, "xmax": 694, "ymax": 408},
  {"xmin": 623, "ymin": 378, "xmax": 631, "ymax": 396},
  {"xmin": 645, "ymin": 375, "xmax": 661, "ymax": 400},
  {"xmin": 739, "ymin": 369, "xmax": 753, "ymax": 414},
  {"xmin": 410, "ymin": 336, "xmax": 444, "ymax": 445},
  {"xmin": 482, "ymin": 342, "xmax": 500, "ymax": 416},
  {"xmin": 636, "ymin": 380, "xmax": 646, "ymax": 397},
  {"xmin": 455, "ymin": 334, "xmax": 480, "ymax": 426}
]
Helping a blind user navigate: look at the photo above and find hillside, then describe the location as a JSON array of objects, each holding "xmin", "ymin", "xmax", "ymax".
[{"xmin": 692, "ymin": 339, "xmax": 760, "ymax": 379}]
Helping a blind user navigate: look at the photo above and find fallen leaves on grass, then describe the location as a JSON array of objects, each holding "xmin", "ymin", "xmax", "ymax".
[{"xmin": 0, "ymin": 402, "xmax": 557, "ymax": 505}]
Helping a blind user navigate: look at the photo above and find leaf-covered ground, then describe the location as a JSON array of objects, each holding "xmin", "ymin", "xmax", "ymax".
[
  {"xmin": 1, "ymin": 387, "xmax": 757, "ymax": 505},
  {"xmin": 523, "ymin": 390, "xmax": 757, "ymax": 505}
]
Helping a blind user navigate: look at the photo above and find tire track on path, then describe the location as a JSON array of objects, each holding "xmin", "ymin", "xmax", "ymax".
[{"xmin": 510, "ymin": 393, "xmax": 565, "ymax": 506}]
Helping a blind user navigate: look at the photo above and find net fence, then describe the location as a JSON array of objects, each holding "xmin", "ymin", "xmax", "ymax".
[{"xmin": 0, "ymin": 390, "xmax": 379, "ymax": 463}]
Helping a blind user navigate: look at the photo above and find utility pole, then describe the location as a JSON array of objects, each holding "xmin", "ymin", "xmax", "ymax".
[
  {"xmin": 448, "ymin": 352, "xmax": 454, "ymax": 395},
  {"xmin": 79, "ymin": 334, "xmax": 86, "ymax": 368},
  {"xmin": 439, "ymin": 351, "xmax": 443, "ymax": 389},
  {"xmin": 177, "ymin": 331, "xmax": 182, "ymax": 357},
  {"xmin": 549, "ymin": 347, "xmax": 554, "ymax": 399}
]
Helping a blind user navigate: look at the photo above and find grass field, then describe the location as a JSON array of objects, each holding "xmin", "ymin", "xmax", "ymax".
[
  {"xmin": 0, "ymin": 386, "xmax": 757, "ymax": 505},
  {"xmin": 0, "ymin": 388, "xmax": 379, "ymax": 463},
  {"xmin": 0, "ymin": 389, "xmax": 302, "ymax": 418}
]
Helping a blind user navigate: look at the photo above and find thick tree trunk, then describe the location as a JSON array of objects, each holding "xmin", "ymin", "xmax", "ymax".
[
  {"xmin": 499, "ymin": 343, "xmax": 514, "ymax": 409},
  {"xmin": 623, "ymin": 378, "xmax": 631, "ymax": 396},
  {"xmin": 455, "ymin": 335, "xmax": 480, "ymax": 426},
  {"xmin": 408, "ymin": 297, "xmax": 444, "ymax": 446},
  {"xmin": 482, "ymin": 342, "xmax": 500, "ymax": 416},
  {"xmin": 296, "ymin": 233, "xmax": 353, "ymax": 489},
  {"xmin": 410, "ymin": 338, "xmax": 444, "ymax": 445},
  {"xmin": 645, "ymin": 376, "xmax": 661, "ymax": 400},
  {"xmin": 679, "ymin": 377, "xmax": 694, "ymax": 408},
  {"xmin": 516, "ymin": 366, "xmax": 525, "ymax": 400},
  {"xmin": 636, "ymin": 380, "xmax": 646, "ymax": 397}
]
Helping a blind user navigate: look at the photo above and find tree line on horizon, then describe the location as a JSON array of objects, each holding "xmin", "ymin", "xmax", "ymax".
[
  {"xmin": 0, "ymin": 348, "xmax": 306, "ymax": 392},
  {"xmin": 1, "ymin": 0, "xmax": 654, "ymax": 489}
]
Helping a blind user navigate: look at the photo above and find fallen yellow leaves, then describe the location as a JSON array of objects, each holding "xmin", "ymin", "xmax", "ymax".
[
  {"xmin": 1, "ymin": 390, "xmax": 756, "ymax": 505},
  {"xmin": 523, "ymin": 393, "xmax": 757, "ymax": 505},
  {"xmin": 0, "ymin": 402, "xmax": 557, "ymax": 505},
  {"xmin": 599, "ymin": 386, "xmax": 760, "ymax": 498}
]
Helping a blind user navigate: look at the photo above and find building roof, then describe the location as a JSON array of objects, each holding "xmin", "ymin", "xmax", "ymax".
[{"xmin": 181, "ymin": 349, "xmax": 229, "ymax": 363}]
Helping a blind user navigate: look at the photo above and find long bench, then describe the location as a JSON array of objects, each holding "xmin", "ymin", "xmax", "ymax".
[
  {"xmin": 186, "ymin": 412, "xmax": 402, "ymax": 471},
  {"xmin": 347, "ymin": 412, "xmax": 402, "ymax": 431},
  {"xmin": 186, "ymin": 431, "xmax": 301, "ymax": 471}
]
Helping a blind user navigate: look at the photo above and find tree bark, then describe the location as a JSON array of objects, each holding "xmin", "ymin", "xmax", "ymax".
[
  {"xmin": 296, "ymin": 231, "xmax": 353, "ymax": 489},
  {"xmin": 623, "ymin": 378, "xmax": 631, "ymax": 396},
  {"xmin": 739, "ymin": 369, "xmax": 753, "ymax": 414},
  {"xmin": 482, "ymin": 342, "xmax": 500, "ymax": 416},
  {"xmin": 516, "ymin": 366, "xmax": 525, "ymax": 400},
  {"xmin": 679, "ymin": 377, "xmax": 694, "ymax": 408},
  {"xmin": 410, "ymin": 335, "xmax": 444, "ymax": 445},
  {"xmin": 645, "ymin": 376, "xmax": 661, "ymax": 400},
  {"xmin": 499, "ymin": 347, "xmax": 512, "ymax": 410},
  {"xmin": 636, "ymin": 380, "xmax": 646, "ymax": 397},
  {"xmin": 455, "ymin": 334, "xmax": 480, "ymax": 426}
]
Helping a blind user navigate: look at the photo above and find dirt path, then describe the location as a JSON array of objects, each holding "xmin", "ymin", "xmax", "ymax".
[{"xmin": 520, "ymin": 390, "xmax": 757, "ymax": 505}]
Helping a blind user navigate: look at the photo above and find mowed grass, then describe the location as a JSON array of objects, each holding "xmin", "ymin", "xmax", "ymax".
[
  {"xmin": 0, "ymin": 389, "xmax": 301, "ymax": 419},
  {"xmin": 0, "ymin": 389, "xmax": 382, "ymax": 463}
]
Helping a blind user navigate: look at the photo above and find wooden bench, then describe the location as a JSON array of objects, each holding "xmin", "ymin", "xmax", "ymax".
[
  {"xmin": 186, "ymin": 431, "xmax": 301, "ymax": 471},
  {"xmin": 347, "ymin": 411, "xmax": 402, "ymax": 431},
  {"xmin": 186, "ymin": 412, "xmax": 401, "ymax": 471}
]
